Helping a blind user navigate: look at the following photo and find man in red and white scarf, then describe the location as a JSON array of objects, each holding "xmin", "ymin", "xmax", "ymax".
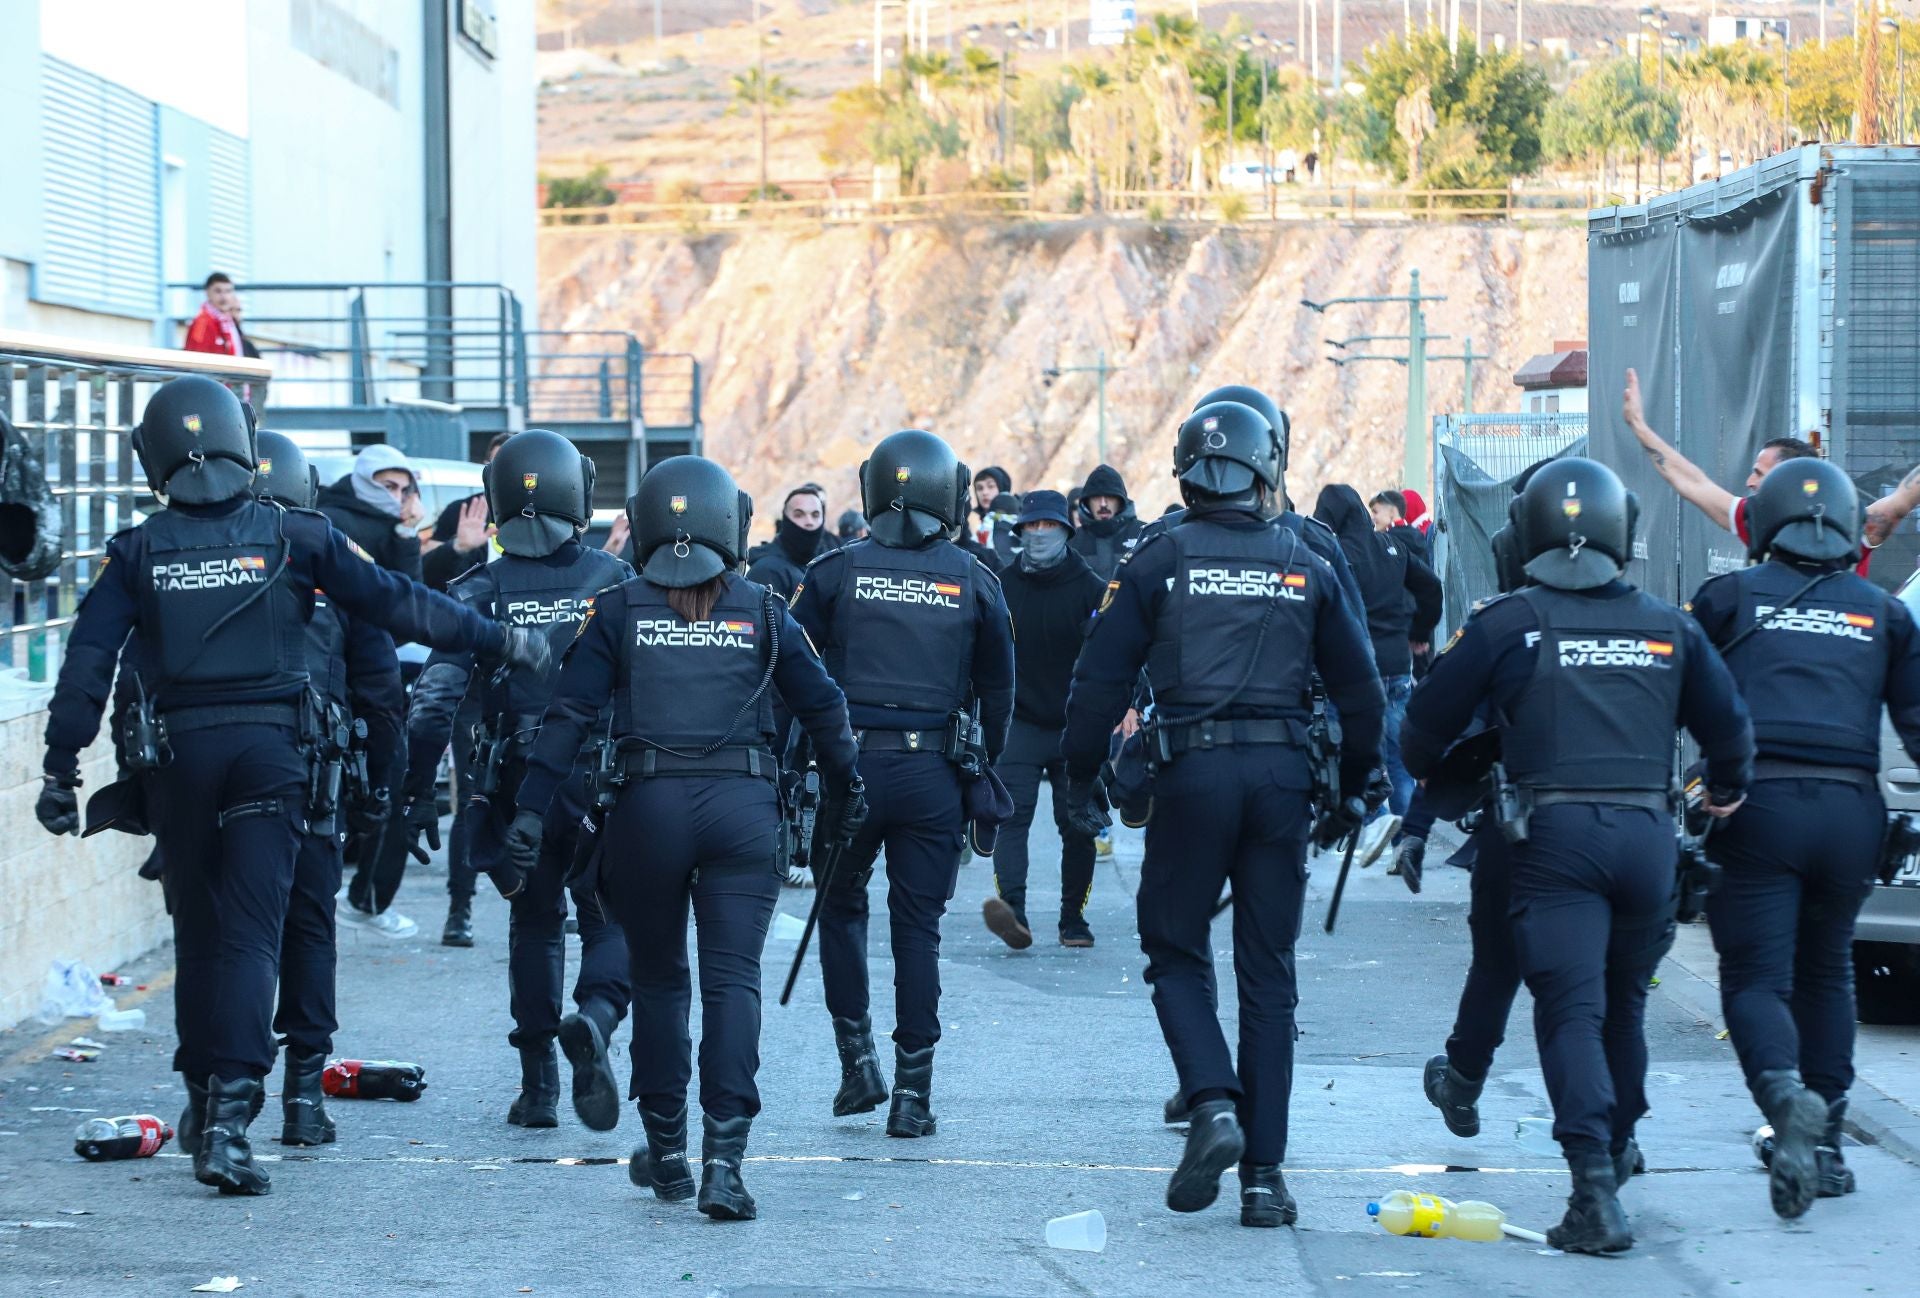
[{"xmin": 183, "ymin": 273, "xmax": 243, "ymax": 357}]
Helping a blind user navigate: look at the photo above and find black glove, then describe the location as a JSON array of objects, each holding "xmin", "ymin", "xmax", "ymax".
[
  {"xmin": 36, "ymin": 773, "xmax": 80, "ymax": 836},
  {"xmin": 1311, "ymin": 796, "xmax": 1366, "ymax": 852},
  {"xmin": 1363, "ymin": 767, "xmax": 1392, "ymax": 815},
  {"xmin": 498, "ymin": 627, "xmax": 552, "ymax": 678},
  {"xmin": 830, "ymin": 776, "xmax": 869, "ymax": 844},
  {"xmin": 347, "ymin": 785, "xmax": 392, "ymax": 837},
  {"xmin": 402, "ymin": 795, "xmax": 443, "ymax": 864},
  {"xmin": 1062, "ymin": 776, "xmax": 1112, "ymax": 839},
  {"xmin": 494, "ymin": 809, "xmax": 543, "ymax": 899}
]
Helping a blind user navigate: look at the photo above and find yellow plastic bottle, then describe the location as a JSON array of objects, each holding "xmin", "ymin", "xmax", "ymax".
[{"xmin": 1367, "ymin": 1190, "xmax": 1508, "ymax": 1241}]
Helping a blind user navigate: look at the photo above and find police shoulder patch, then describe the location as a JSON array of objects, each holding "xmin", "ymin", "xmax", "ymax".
[
  {"xmin": 574, "ymin": 603, "xmax": 596, "ymax": 637},
  {"xmin": 347, "ymin": 538, "xmax": 375, "ymax": 563}
]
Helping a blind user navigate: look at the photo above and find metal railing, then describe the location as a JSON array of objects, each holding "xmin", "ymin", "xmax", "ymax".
[
  {"xmin": 639, "ymin": 353, "xmax": 701, "ymax": 436},
  {"xmin": 0, "ymin": 332, "xmax": 269, "ymax": 682},
  {"xmin": 524, "ymin": 331, "xmax": 641, "ymax": 424}
]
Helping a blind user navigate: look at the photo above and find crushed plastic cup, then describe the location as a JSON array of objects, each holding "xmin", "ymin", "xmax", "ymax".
[
  {"xmin": 1514, "ymin": 1116, "xmax": 1558, "ymax": 1156},
  {"xmin": 1045, "ymin": 1209, "xmax": 1107, "ymax": 1253},
  {"xmin": 768, "ymin": 912, "xmax": 808, "ymax": 942},
  {"xmin": 95, "ymin": 1008, "xmax": 145, "ymax": 1032}
]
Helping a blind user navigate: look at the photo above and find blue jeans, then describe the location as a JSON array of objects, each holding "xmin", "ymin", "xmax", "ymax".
[{"xmin": 1379, "ymin": 673, "xmax": 1415, "ymax": 819}]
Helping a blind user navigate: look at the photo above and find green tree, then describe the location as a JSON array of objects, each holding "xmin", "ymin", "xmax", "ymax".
[
  {"xmin": 1674, "ymin": 43, "xmax": 1781, "ymax": 174},
  {"xmin": 1357, "ymin": 31, "xmax": 1551, "ymax": 180},
  {"xmin": 1259, "ymin": 67, "xmax": 1326, "ymax": 152},
  {"xmin": 543, "ymin": 164, "xmax": 616, "ymax": 218},
  {"xmin": 1014, "ymin": 70, "xmax": 1082, "ymax": 182},
  {"xmin": 1787, "ymin": 38, "xmax": 1856, "ymax": 141},
  {"xmin": 726, "ymin": 66, "xmax": 793, "ymax": 117},
  {"xmin": 1543, "ymin": 58, "xmax": 1680, "ymax": 193}
]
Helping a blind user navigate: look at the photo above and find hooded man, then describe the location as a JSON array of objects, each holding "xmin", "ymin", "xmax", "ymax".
[
  {"xmin": 972, "ymin": 466, "xmax": 1021, "ymax": 567},
  {"xmin": 747, "ymin": 485, "xmax": 835, "ymax": 600},
  {"xmin": 1070, "ymin": 464, "xmax": 1145, "ymax": 580},
  {"xmin": 318, "ymin": 444, "xmax": 426, "ymax": 583}
]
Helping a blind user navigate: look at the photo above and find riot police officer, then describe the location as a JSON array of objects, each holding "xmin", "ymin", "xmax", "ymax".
[
  {"xmin": 1400, "ymin": 457, "xmax": 1754, "ymax": 1254},
  {"xmin": 790, "ymin": 430, "xmax": 1015, "ymax": 1139},
  {"xmin": 510, "ymin": 457, "xmax": 863, "ymax": 1220},
  {"xmin": 1061, "ymin": 400, "xmax": 1385, "ymax": 1226},
  {"xmin": 36, "ymin": 377, "xmax": 545, "ymax": 1196},
  {"xmin": 250, "ymin": 432, "xmax": 405, "ymax": 1147},
  {"xmin": 395, "ymin": 429, "xmax": 633, "ymax": 1132},
  {"xmin": 1687, "ymin": 458, "xmax": 1920, "ymax": 1220}
]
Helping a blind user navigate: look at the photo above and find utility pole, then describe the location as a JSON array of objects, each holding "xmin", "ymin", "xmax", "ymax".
[
  {"xmin": 1045, "ymin": 352, "xmax": 1123, "ymax": 463},
  {"xmin": 1428, "ymin": 336, "xmax": 1492, "ymax": 413},
  {"xmin": 754, "ymin": 0, "xmax": 768, "ymax": 199},
  {"xmin": 1303, "ymin": 268, "xmax": 1449, "ymax": 497},
  {"xmin": 654, "ymin": 0, "xmax": 662, "ymax": 45},
  {"xmin": 1332, "ymin": 0, "xmax": 1344, "ymax": 88}
]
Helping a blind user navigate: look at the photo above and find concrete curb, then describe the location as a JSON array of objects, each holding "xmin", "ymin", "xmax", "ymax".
[{"xmin": 1657, "ymin": 921, "xmax": 1920, "ymax": 1169}]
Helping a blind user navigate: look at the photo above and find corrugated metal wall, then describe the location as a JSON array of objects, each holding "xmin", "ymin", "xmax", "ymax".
[{"xmin": 38, "ymin": 56, "xmax": 158, "ymax": 319}]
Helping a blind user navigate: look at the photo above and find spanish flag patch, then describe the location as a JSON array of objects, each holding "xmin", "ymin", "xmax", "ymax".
[
  {"xmin": 1844, "ymin": 613, "xmax": 1876, "ymax": 629},
  {"xmin": 1282, "ymin": 573, "xmax": 1307, "ymax": 588}
]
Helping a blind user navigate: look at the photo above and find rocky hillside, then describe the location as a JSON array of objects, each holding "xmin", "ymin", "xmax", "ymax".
[{"xmin": 541, "ymin": 218, "xmax": 1587, "ymax": 520}]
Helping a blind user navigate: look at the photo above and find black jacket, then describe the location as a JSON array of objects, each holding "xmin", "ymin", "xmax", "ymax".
[
  {"xmin": 1070, "ymin": 465, "xmax": 1145, "ymax": 579},
  {"xmin": 746, "ymin": 521, "xmax": 836, "ymax": 599},
  {"xmin": 1001, "ymin": 549, "xmax": 1107, "ymax": 732},
  {"xmin": 1314, "ymin": 485, "xmax": 1442, "ymax": 677},
  {"xmin": 319, "ymin": 477, "xmax": 423, "ymax": 584},
  {"xmin": 423, "ymin": 491, "xmax": 488, "ymax": 591}
]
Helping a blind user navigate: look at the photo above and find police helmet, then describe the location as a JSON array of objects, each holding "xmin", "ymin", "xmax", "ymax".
[
  {"xmin": 1517, "ymin": 457, "xmax": 1632, "ymax": 591},
  {"xmin": 132, "ymin": 376, "xmax": 256, "ymax": 504},
  {"xmin": 250, "ymin": 431, "xmax": 318, "ymax": 510},
  {"xmin": 1746, "ymin": 455, "xmax": 1860, "ymax": 563},
  {"xmin": 1192, "ymin": 384, "xmax": 1291, "ymax": 468},
  {"xmin": 630, "ymin": 456, "xmax": 743, "ymax": 588},
  {"xmin": 860, "ymin": 429, "xmax": 967, "ymax": 548},
  {"xmin": 485, "ymin": 429, "xmax": 595, "ymax": 557},
  {"xmin": 1175, "ymin": 400, "xmax": 1283, "ymax": 499}
]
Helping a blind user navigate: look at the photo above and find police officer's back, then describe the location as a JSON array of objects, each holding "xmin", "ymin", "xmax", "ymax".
[
  {"xmin": 1400, "ymin": 457, "xmax": 1753, "ymax": 1254},
  {"xmin": 789, "ymin": 429, "xmax": 1015, "ymax": 1141},
  {"xmin": 1687, "ymin": 458, "xmax": 1920, "ymax": 1221},
  {"xmin": 1061, "ymin": 399, "xmax": 1384, "ymax": 1228}
]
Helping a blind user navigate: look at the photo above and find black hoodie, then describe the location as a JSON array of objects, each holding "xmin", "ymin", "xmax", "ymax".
[
  {"xmin": 318, "ymin": 475, "xmax": 423, "ymax": 583},
  {"xmin": 1070, "ymin": 464, "xmax": 1145, "ymax": 579},
  {"xmin": 1001, "ymin": 546, "xmax": 1106, "ymax": 730},
  {"xmin": 1313, "ymin": 484, "xmax": 1441, "ymax": 677},
  {"xmin": 746, "ymin": 519, "xmax": 833, "ymax": 599}
]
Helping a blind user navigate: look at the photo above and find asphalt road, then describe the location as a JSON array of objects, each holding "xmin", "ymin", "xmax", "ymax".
[{"xmin": 3, "ymin": 810, "xmax": 1918, "ymax": 1297}]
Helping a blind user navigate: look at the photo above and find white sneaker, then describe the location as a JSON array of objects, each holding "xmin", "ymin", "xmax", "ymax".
[
  {"xmin": 1356, "ymin": 815, "xmax": 1401, "ymax": 870},
  {"xmin": 338, "ymin": 901, "xmax": 418, "ymax": 939}
]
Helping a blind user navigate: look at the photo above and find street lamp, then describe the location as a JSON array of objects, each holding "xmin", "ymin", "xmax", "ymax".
[
  {"xmin": 1882, "ymin": 17, "xmax": 1906, "ymax": 144},
  {"xmin": 1043, "ymin": 353, "xmax": 1123, "ymax": 463}
]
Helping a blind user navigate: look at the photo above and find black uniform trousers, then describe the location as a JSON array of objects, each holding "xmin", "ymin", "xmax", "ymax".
[
  {"xmin": 599, "ymin": 774, "xmax": 783, "ymax": 1120},
  {"xmin": 468, "ymin": 769, "xmax": 631, "ymax": 1051},
  {"xmin": 445, "ymin": 696, "xmax": 482, "ymax": 904},
  {"xmin": 820, "ymin": 748, "xmax": 965, "ymax": 1053},
  {"xmin": 150, "ymin": 723, "xmax": 308, "ymax": 1083},
  {"xmin": 1510, "ymin": 802, "xmax": 1676, "ymax": 1154},
  {"xmin": 992, "ymin": 718, "xmax": 1096, "ymax": 925},
  {"xmin": 1706, "ymin": 776, "xmax": 1883, "ymax": 1104},
  {"xmin": 1140, "ymin": 744, "xmax": 1313, "ymax": 1166},
  {"xmin": 274, "ymin": 827, "xmax": 344, "ymax": 1058},
  {"xmin": 1443, "ymin": 818, "xmax": 1521, "ymax": 1083}
]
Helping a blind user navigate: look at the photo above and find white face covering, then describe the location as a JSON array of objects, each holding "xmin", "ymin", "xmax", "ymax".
[{"xmin": 1019, "ymin": 526, "xmax": 1069, "ymax": 569}]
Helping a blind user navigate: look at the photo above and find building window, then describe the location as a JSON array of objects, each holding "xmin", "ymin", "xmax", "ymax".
[{"xmin": 458, "ymin": 0, "xmax": 499, "ymax": 61}]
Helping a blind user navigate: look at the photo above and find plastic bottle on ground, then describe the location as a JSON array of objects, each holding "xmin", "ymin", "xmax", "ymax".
[
  {"xmin": 1368, "ymin": 1190, "xmax": 1507, "ymax": 1241},
  {"xmin": 74, "ymin": 1115, "xmax": 173, "ymax": 1161},
  {"xmin": 322, "ymin": 1059, "xmax": 428, "ymax": 1101}
]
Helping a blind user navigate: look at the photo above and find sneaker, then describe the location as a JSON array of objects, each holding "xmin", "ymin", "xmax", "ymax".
[
  {"xmin": 1356, "ymin": 814, "xmax": 1400, "ymax": 869},
  {"xmin": 1094, "ymin": 830, "xmax": 1113, "ymax": 858},
  {"xmin": 1059, "ymin": 917, "xmax": 1095, "ymax": 948},
  {"xmin": 339, "ymin": 901, "xmax": 418, "ymax": 940}
]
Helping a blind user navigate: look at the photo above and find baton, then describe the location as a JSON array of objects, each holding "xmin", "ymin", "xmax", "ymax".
[
  {"xmin": 779, "ymin": 834, "xmax": 846, "ymax": 1007},
  {"xmin": 1322, "ymin": 827, "xmax": 1362, "ymax": 934}
]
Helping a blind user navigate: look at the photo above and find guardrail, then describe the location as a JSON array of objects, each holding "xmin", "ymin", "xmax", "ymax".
[
  {"xmin": 538, "ymin": 184, "xmax": 1609, "ymax": 231},
  {"xmin": 0, "ymin": 331, "xmax": 270, "ymax": 682}
]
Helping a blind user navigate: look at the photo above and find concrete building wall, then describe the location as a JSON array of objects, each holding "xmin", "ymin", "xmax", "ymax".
[{"xmin": 449, "ymin": 0, "xmax": 540, "ymax": 319}]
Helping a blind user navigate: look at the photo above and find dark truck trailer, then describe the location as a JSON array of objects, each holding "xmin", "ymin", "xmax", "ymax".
[{"xmin": 1588, "ymin": 144, "xmax": 1920, "ymax": 600}]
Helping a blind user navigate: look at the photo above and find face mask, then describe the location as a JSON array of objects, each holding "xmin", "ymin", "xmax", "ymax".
[
  {"xmin": 776, "ymin": 515, "xmax": 820, "ymax": 562},
  {"xmin": 1020, "ymin": 527, "xmax": 1069, "ymax": 568}
]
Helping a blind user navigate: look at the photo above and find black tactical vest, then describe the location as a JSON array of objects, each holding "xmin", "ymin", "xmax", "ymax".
[
  {"xmin": 476, "ymin": 545, "xmax": 627, "ymax": 729},
  {"xmin": 1721, "ymin": 562, "xmax": 1890, "ymax": 768},
  {"xmin": 1503, "ymin": 586, "xmax": 1689, "ymax": 793},
  {"xmin": 305, "ymin": 594, "xmax": 348, "ymax": 712},
  {"xmin": 826, "ymin": 539, "xmax": 975, "ymax": 715},
  {"xmin": 615, "ymin": 576, "xmax": 776, "ymax": 751},
  {"xmin": 1147, "ymin": 520, "xmax": 1318, "ymax": 718},
  {"xmin": 137, "ymin": 501, "xmax": 306, "ymax": 704}
]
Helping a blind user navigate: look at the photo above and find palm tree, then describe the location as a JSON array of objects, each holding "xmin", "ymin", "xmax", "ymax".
[
  {"xmin": 1674, "ymin": 44, "xmax": 1780, "ymax": 177},
  {"xmin": 1395, "ymin": 80, "xmax": 1438, "ymax": 182},
  {"xmin": 727, "ymin": 67, "xmax": 794, "ymax": 197}
]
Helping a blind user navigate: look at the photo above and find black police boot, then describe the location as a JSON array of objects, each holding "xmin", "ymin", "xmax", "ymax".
[
  {"xmin": 1423, "ymin": 1054, "xmax": 1484, "ymax": 1138},
  {"xmin": 830, "ymin": 1015, "xmax": 889, "ymax": 1117},
  {"xmin": 558, "ymin": 1006, "xmax": 621, "ymax": 1132},
  {"xmin": 1163, "ymin": 1090, "xmax": 1191, "ymax": 1125},
  {"xmin": 697, "ymin": 1114, "xmax": 756, "ymax": 1221},
  {"xmin": 1239, "ymin": 1163, "xmax": 1298, "ymax": 1227},
  {"xmin": 441, "ymin": 896, "xmax": 474, "ymax": 948},
  {"xmin": 886, "ymin": 1045, "xmax": 937, "ymax": 1138},
  {"xmin": 178, "ymin": 1076, "xmax": 210, "ymax": 1157},
  {"xmin": 1167, "ymin": 1098, "xmax": 1245, "ymax": 1213},
  {"xmin": 1611, "ymin": 1136, "xmax": 1642, "ymax": 1188},
  {"xmin": 279, "ymin": 1050, "xmax": 336, "ymax": 1147},
  {"xmin": 1546, "ymin": 1148, "xmax": 1633, "ymax": 1254},
  {"xmin": 1817, "ymin": 1097, "xmax": 1856, "ymax": 1197},
  {"xmin": 506, "ymin": 1045, "xmax": 560, "ymax": 1129},
  {"xmin": 193, "ymin": 1076, "xmax": 272, "ymax": 1197},
  {"xmin": 628, "ymin": 1102, "xmax": 696, "ymax": 1202},
  {"xmin": 1754, "ymin": 1069, "xmax": 1828, "ymax": 1220},
  {"xmin": 982, "ymin": 893, "xmax": 1032, "ymax": 950}
]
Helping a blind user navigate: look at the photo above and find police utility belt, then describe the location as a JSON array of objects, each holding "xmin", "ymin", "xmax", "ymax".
[
  {"xmin": 856, "ymin": 708, "xmax": 986, "ymax": 775},
  {"xmin": 1490, "ymin": 777, "xmax": 1676, "ymax": 846},
  {"xmin": 1751, "ymin": 758, "xmax": 1876, "ymax": 789},
  {"xmin": 1148, "ymin": 716, "xmax": 1308, "ymax": 762}
]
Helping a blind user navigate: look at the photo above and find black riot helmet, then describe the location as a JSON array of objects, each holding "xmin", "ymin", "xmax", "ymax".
[
  {"xmin": 1517, "ymin": 456, "xmax": 1632, "ymax": 591},
  {"xmin": 484, "ymin": 429, "xmax": 595, "ymax": 557},
  {"xmin": 1192, "ymin": 384, "xmax": 1290, "ymax": 469},
  {"xmin": 250, "ymin": 431, "xmax": 319, "ymax": 509},
  {"xmin": 132, "ymin": 375, "xmax": 256, "ymax": 504},
  {"xmin": 1746, "ymin": 455, "xmax": 1860, "ymax": 563},
  {"xmin": 629, "ymin": 456, "xmax": 744, "ymax": 588},
  {"xmin": 860, "ymin": 429, "xmax": 968, "ymax": 548},
  {"xmin": 1174, "ymin": 400, "xmax": 1283, "ymax": 507}
]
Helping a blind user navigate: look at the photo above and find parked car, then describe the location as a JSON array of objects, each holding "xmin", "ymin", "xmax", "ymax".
[{"xmin": 1863, "ymin": 567, "xmax": 1920, "ymax": 1022}]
